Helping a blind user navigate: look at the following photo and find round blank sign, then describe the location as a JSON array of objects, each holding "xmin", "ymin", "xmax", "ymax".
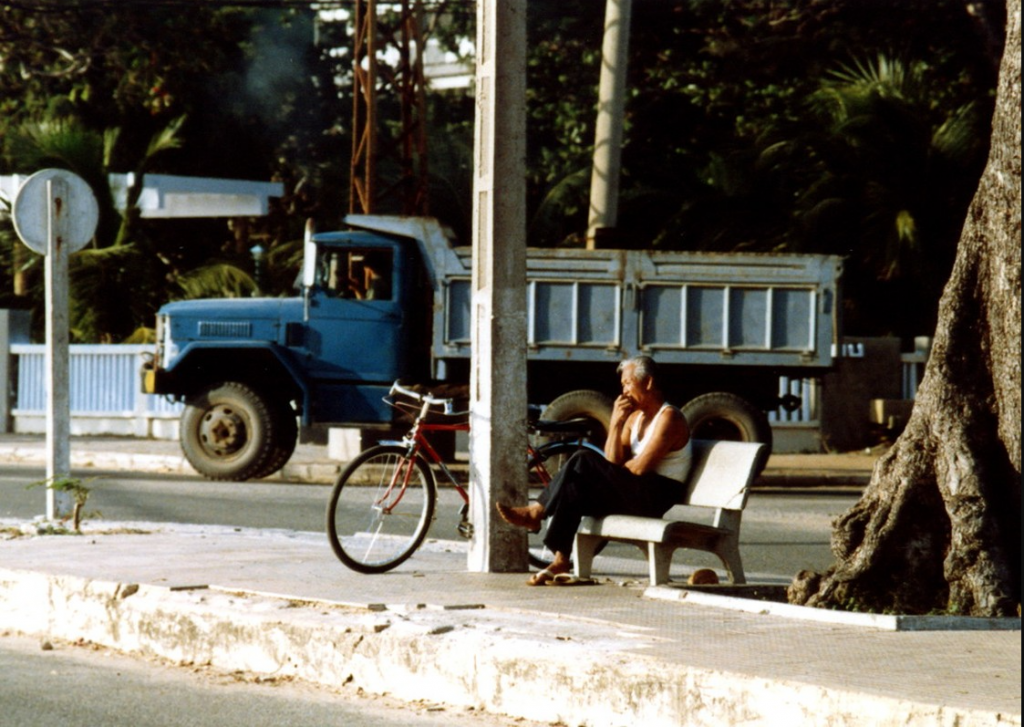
[{"xmin": 12, "ymin": 169, "xmax": 99, "ymax": 256}]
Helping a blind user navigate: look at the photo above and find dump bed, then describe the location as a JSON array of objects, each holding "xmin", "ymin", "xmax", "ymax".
[{"xmin": 346, "ymin": 215, "xmax": 843, "ymax": 373}]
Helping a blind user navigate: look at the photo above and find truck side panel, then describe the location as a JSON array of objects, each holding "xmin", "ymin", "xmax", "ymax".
[
  {"xmin": 341, "ymin": 214, "xmax": 843, "ymax": 402},
  {"xmin": 437, "ymin": 252, "xmax": 841, "ymax": 369},
  {"xmin": 443, "ymin": 278, "xmax": 622, "ymax": 349},
  {"xmin": 638, "ymin": 284, "xmax": 823, "ymax": 361}
]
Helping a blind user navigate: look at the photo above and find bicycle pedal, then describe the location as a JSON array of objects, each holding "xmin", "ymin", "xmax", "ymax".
[{"xmin": 457, "ymin": 521, "xmax": 474, "ymax": 539}]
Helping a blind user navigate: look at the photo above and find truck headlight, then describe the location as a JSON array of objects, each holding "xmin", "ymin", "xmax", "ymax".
[{"xmin": 156, "ymin": 314, "xmax": 178, "ymax": 365}]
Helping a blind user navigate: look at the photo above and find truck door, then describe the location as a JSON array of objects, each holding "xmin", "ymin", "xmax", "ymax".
[{"xmin": 302, "ymin": 243, "xmax": 408, "ymax": 420}]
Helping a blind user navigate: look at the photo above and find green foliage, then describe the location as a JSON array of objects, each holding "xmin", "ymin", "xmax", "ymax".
[
  {"xmin": 1, "ymin": 113, "xmax": 241, "ymax": 341},
  {"xmin": 519, "ymin": 0, "xmax": 1000, "ymax": 338},
  {"xmin": 27, "ymin": 476, "xmax": 102, "ymax": 533},
  {"xmin": 175, "ymin": 263, "xmax": 259, "ymax": 300},
  {"xmin": 529, "ymin": 168, "xmax": 592, "ymax": 248},
  {"xmin": 123, "ymin": 327, "xmax": 156, "ymax": 345},
  {"xmin": 0, "ymin": 0, "xmax": 1004, "ymax": 344},
  {"xmin": 29, "ymin": 475, "xmax": 94, "ymax": 505},
  {"xmin": 779, "ymin": 52, "xmax": 990, "ymax": 336},
  {"xmin": 6, "ymin": 120, "xmax": 104, "ymax": 179},
  {"xmin": 524, "ymin": 2, "xmax": 603, "ymax": 245},
  {"xmin": 1, "ymin": 4, "xmax": 345, "ymax": 340},
  {"xmin": 0, "ymin": 5, "xmax": 249, "ymax": 142}
]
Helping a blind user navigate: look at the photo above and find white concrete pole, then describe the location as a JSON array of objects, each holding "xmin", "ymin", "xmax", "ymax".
[
  {"xmin": 45, "ymin": 177, "xmax": 73, "ymax": 520},
  {"xmin": 467, "ymin": 0, "xmax": 529, "ymax": 572},
  {"xmin": 587, "ymin": 0, "xmax": 632, "ymax": 249}
]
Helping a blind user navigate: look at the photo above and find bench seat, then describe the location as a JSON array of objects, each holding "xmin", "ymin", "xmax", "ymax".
[{"xmin": 573, "ymin": 439, "xmax": 766, "ymax": 586}]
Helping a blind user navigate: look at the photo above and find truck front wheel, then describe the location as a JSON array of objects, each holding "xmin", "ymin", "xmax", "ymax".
[
  {"xmin": 181, "ymin": 382, "xmax": 276, "ymax": 481},
  {"xmin": 250, "ymin": 400, "xmax": 299, "ymax": 480},
  {"xmin": 681, "ymin": 392, "xmax": 773, "ymax": 471}
]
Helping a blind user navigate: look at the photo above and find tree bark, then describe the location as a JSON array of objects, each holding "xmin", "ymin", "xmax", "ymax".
[{"xmin": 789, "ymin": 0, "xmax": 1020, "ymax": 617}]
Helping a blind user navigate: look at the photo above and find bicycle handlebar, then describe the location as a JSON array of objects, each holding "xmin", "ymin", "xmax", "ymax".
[
  {"xmin": 388, "ymin": 380, "xmax": 467, "ymax": 417},
  {"xmin": 388, "ymin": 381, "xmax": 599, "ymax": 438}
]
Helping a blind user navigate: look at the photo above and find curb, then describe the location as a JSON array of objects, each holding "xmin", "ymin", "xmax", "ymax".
[
  {"xmin": 645, "ymin": 586, "xmax": 1023, "ymax": 632},
  {"xmin": 0, "ymin": 566, "xmax": 1010, "ymax": 727},
  {"xmin": 753, "ymin": 472, "xmax": 872, "ymax": 488}
]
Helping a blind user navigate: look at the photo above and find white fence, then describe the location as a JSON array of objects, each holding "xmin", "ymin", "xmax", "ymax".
[
  {"xmin": 11, "ymin": 344, "xmax": 182, "ymax": 439},
  {"xmin": 768, "ymin": 377, "xmax": 819, "ymax": 424}
]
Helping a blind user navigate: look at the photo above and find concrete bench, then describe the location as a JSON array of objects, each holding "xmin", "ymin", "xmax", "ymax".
[{"xmin": 573, "ymin": 439, "xmax": 767, "ymax": 586}]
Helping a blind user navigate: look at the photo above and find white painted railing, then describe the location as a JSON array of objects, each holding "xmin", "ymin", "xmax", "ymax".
[
  {"xmin": 768, "ymin": 376, "xmax": 820, "ymax": 424},
  {"xmin": 768, "ymin": 350, "xmax": 926, "ymax": 428},
  {"xmin": 11, "ymin": 344, "xmax": 182, "ymax": 439}
]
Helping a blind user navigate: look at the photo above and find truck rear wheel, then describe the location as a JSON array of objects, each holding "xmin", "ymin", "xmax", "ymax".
[
  {"xmin": 681, "ymin": 392, "xmax": 773, "ymax": 472},
  {"xmin": 541, "ymin": 389, "xmax": 613, "ymax": 449},
  {"xmin": 181, "ymin": 382, "xmax": 276, "ymax": 481}
]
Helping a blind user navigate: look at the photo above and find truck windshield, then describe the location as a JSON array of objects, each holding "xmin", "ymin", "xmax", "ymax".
[{"xmin": 318, "ymin": 248, "xmax": 393, "ymax": 301}]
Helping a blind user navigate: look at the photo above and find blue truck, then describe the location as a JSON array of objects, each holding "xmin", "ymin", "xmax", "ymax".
[{"xmin": 142, "ymin": 215, "xmax": 844, "ymax": 480}]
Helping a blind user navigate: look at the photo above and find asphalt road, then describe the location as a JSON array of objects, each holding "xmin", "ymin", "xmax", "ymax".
[
  {"xmin": 0, "ymin": 464, "xmax": 860, "ymax": 582},
  {"xmin": 0, "ymin": 633, "xmax": 552, "ymax": 727}
]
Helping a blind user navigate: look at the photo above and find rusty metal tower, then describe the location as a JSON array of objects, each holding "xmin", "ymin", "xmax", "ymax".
[{"xmin": 349, "ymin": 0, "xmax": 430, "ymax": 216}]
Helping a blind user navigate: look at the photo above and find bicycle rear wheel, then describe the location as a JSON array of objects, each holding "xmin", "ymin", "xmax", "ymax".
[
  {"xmin": 526, "ymin": 439, "xmax": 604, "ymax": 569},
  {"xmin": 326, "ymin": 444, "xmax": 436, "ymax": 574}
]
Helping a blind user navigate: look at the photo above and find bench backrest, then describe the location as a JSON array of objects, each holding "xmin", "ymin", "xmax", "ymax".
[{"xmin": 680, "ymin": 439, "xmax": 767, "ymax": 511}]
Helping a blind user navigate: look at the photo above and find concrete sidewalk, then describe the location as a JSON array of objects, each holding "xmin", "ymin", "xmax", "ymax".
[
  {"xmin": 0, "ymin": 521, "xmax": 1019, "ymax": 727},
  {"xmin": 1, "ymin": 436, "xmax": 1020, "ymax": 726}
]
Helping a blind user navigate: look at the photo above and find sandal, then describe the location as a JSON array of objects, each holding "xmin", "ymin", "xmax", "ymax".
[
  {"xmin": 546, "ymin": 573, "xmax": 598, "ymax": 587},
  {"xmin": 526, "ymin": 568, "xmax": 557, "ymax": 586}
]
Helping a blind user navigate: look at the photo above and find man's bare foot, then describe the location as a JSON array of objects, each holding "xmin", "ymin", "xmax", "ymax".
[
  {"xmin": 549, "ymin": 552, "xmax": 571, "ymax": 574},
  {"xmin": 495, "ymin": 502, "xmax": 544, "ymax": 533}
]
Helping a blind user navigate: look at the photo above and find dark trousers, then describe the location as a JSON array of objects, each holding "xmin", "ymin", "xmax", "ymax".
[{"xmin": 536, "ymin": 449, "xmax": 682, "ymax": 557}]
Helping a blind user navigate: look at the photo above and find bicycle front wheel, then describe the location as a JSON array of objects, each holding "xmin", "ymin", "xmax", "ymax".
[{"xmin": 326, "ymin": 445, "xmax": 436, "ymax": 574}]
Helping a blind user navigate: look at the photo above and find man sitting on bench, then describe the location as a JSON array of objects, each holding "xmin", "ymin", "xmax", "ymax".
[{"xmin": 497, "ymin": 355, "xmax": 692, "ymax": 586}]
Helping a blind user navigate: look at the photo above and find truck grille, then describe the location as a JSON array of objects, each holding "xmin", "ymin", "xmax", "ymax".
[{"xmin": 198, "ymin": 321, "xmax": 252, "ymax": 338}]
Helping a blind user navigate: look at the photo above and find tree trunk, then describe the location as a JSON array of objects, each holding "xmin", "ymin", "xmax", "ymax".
[{"xmin": 789, "ymin": 0, "xmax": 1021, "ymax": 617}]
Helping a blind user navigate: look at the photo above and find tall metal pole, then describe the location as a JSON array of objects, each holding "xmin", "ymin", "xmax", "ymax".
[
  {"xmin": 467, "ymin": 0, "xmax": 528, "ymax": 573},
  {"xmin": 45, "ymin": 177, "xmax": 72, "ymax": 519},
  {"xmin": 397, "ymin": 0, "xmax": 429, "ymax": 215},
  {"xmin": 348, "ymin": 0, "xmax": 430, "ymax": 216},
  {"xmin": 587, "ymin": 0, "xmax": 632, "ymax": 249},
  {"xmin": 350, "ymin": 0, "xmax": 378, "ymax": 214}
]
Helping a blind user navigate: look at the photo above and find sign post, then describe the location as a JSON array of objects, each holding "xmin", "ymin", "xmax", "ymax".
[{"xmin": 12, "ymin": 170, "xmax": 99, "ymax": 520}]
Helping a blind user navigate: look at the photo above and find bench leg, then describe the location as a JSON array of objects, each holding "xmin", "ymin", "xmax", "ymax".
[
  {"xmin": 648, "ymin": 543, "xmax": 675, "ymax": 585},
  {"xmin": 573, "ymin": 533, "xmax": 604, "ymax": 579},
  {"xmin": 716, "ymin": 539, "xmax": 746, "ymax": 585}
]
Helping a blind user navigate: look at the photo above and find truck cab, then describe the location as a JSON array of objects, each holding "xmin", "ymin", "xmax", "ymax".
[{"xmin": 143, "ymin": 226, "xmax": 428, "ymax": 481}]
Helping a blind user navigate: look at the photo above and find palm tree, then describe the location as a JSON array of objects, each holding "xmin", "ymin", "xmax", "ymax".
[
  {"xmin": 1, "ymin": 116, "xmax": 264, "ymax": 342},
  {"xmin": 787, "ymin": 53, "xmax": 990, "ymax": 336},
  {"xmin": 647, "ymin": 53, "xmax": 990, "ymax": 340}
]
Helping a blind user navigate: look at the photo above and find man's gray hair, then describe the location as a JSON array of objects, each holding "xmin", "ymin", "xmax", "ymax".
[{"xmin": 617, "ymin": 355, "xmax": 658, "ymax": 385}]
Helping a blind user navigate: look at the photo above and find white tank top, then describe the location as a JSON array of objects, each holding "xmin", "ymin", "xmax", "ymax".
[{"xmin": 630, "ymin": 403, "xmax": 693, "ymax": 483}]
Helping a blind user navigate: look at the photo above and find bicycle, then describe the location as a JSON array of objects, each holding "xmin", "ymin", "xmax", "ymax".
[{"xmin": 325, "ymin": 380, "xmax": 603, "ymax": 574}]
